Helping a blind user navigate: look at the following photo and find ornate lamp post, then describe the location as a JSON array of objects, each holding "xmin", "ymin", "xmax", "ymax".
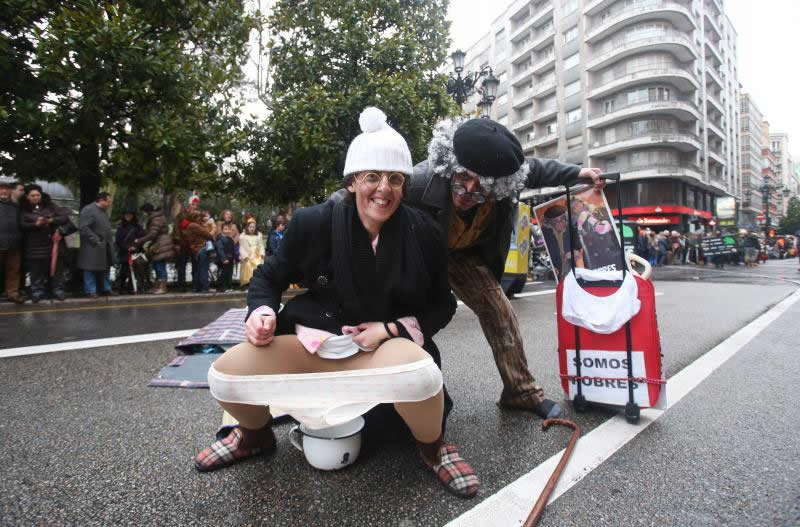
[{"xmin": 446, "ymin": 49, "xmax": 500, "ymax": 118}]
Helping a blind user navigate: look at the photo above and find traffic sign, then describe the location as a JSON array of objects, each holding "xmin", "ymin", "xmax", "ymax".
[{"xmin": 756, "ymin": 213, "xmax": 766, "ymax": 220}]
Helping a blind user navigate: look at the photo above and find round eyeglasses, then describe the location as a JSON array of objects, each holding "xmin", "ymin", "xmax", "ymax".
[
  {"xmin": 355, "ymin": 172, "xmax": 406, "ymax": 189},
  {"xmin": 452, "ymin": 184, "xmax": 488, "ymax": 203}
]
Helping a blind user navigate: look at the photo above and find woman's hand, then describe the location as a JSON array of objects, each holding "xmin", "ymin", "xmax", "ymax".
[
  {"xmin": 351, "ymin": 322, "xmax": 390, "ymax": 351},
  {"xmin": 246, "ymin": 310, "xmax": 276, "ymax": 347}
]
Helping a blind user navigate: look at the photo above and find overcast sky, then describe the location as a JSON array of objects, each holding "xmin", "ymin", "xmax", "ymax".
[{"xmin": 448, "ymin": 0, "xmax": 799, "ymax": 158}]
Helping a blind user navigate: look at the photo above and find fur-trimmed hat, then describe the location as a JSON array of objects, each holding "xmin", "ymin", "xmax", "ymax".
[
  {"xmin": 343, "ymin": 107, "xmax": 413, "ymax": 176},
  {"xmin": 427, "ymin": 118, "xmax": 529, "ymax": 201}
]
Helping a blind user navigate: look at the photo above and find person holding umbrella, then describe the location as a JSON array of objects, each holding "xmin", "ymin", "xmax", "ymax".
[
  {"xmin": 19, "ymin": 184, "xmax": 72, "ymax": 302},
  {"xmin": 114, "ymin": 209, "xmax": 144, "ymax": 294}
]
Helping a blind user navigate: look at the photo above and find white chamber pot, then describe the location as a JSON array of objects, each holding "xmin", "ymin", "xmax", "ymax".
[{"xmin": 289, "ymin": 416, "xmax": 364, "ymax": 471}]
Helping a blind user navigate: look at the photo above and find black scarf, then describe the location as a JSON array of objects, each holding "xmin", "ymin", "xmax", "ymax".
[{"xmin": 331, "ymin": 198, "xmax": 411, "ymax": 325}]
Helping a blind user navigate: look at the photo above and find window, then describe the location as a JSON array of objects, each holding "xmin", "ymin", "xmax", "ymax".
[
  {"xmin": 518, "ymin": 104, "xmax": 533, "ymax": 121},
  {"xmin": 495, "ymin": 29, "xmax": 506, "ymax": 62},
  {"xmin": 564, "ymin": 80, "xmax": 581, "ymax": 97},
  {"xmin": 563, "ymin": 0, "xmax": 579, "ymax": 15},
  {"xmin": 563, "ymin": 25, "xmax": 578, "ymax": 44},
  {"xmin": 563, "ymin": 52, "xmax": 580, "ymax": 70},
  {"xmin": 545, "ymin": 120, "xmax": 557, "ymax": 135},
  {"xmin": 566, "ymin": 135, "xmax": 583, "ymax": 148},
  {"xmin": 566, "ymin": 108, "xmax": 582, "ymax": 124},
  {"xmin": 604, "ymin": 99, "xmax": 615, "ymax": 114}
]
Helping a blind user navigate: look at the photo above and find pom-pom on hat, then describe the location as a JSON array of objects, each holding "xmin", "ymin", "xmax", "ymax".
[
  {"xmin": 453, "ymin": 119, "xmax": 524, "ymax": 178},
  {"xmin": 343, "ymin": 107, "xmax": 413, "ymax": 176}
]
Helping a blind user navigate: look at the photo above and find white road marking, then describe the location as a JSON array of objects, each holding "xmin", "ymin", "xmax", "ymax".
[
  {"xmin": 0, "ymin": 329, "xmax": 197, "ymax": 359},
  {"xmin": 447, "ymin": 289, "xmax": 800, "ymax": 527},
  {"xmin": 514, "ymin": 289, "xmax": 556, "ymax": 298}
]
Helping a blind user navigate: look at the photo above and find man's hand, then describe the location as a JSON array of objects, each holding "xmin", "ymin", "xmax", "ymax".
[
  {"xmin": 579, "ymin": 167, "xmax": 605, "ymax": 191},
  {"xmin": 246, "ymin": 309, "xmax": 276, "ymax": 347},
  {"xmin": 351, "ymin": 322, "xmax": 390, "ymax": 351}
]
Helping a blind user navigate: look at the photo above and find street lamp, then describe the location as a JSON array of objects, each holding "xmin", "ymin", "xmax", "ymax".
[
  {"xmin": 760, "ymin": 180, "xmax": 783, "ymax": 239},
  {"xmin": 446, "ymin": 49, "xmax": 500, "ymax": 118}
]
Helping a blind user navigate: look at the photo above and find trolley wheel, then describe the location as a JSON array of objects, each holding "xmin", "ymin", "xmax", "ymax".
[
  {"xmin": 572, "ymin": 394, "xmax": 589, "ymax": 413},
  {"xmin": 624, "ymin": 402, "xmax": 640, "ymax": 424}
]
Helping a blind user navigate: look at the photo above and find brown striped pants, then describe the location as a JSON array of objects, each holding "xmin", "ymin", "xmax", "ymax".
[{"xmin": 447, "ymin": 251, "xmax": 545, "ymax": 407}]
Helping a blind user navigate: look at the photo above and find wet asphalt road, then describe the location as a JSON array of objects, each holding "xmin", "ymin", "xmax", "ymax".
[{"xmin": 0, "ymin": 260, "xmax": 797, "ymax": 526}]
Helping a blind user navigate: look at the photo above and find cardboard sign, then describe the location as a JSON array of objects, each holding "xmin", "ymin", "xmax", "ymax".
[
  {"xmin": 566, "ymin": 349, "xmax": 653, "ymax": 407},
  {"xmin": 700, "ymin": 236, "xmax": 735, "ymax": 257}
]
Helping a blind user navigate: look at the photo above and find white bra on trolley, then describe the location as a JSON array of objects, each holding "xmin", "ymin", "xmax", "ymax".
[{"xmin": 562, "ymin": 268, "xmax": 641, "ymax": 334}]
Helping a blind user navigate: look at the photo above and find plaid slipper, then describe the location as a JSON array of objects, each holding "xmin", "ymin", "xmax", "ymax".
[
  {"xmin": 421, "ymin": 442, "xmax": 480, "ymax": 499},
  {"xmin": 194, "ymin": 425, "xmax": 275, "ymax": 472}
]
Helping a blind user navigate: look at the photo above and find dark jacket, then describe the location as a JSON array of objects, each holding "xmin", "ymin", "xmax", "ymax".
[
  {"xmin": 267, "ymin": 229, "xmax": 284, "ymax": 256},
  {"xmin": 136, "ymin": 210, "xmax": 176, "ymax": 262},
  {"xmin": 115, "ymin": 218, "xmax": 144, "ymax": 261},
  {"xmin": 246, "ymin": 199, "xmax": 456, "ymax": 361},
  {"xmin": 19, "ymin": 195, "xmax": 70, "ymax": 261},
  {"xmin": 0, "ymin": 199, "xmax": 22, "ymax": 250},
  {"xmin": 215, "ymin": 234, "xmax": 235, "ymax": 264},
  {"xmin": 405, "ymin": 157, "xmax": 581, "ymax": 282}
]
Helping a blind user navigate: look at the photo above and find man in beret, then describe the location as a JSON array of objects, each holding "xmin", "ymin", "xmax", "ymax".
[{"xmin": 406, "ymin": 118, "xmax": 604, "ymax": 419}]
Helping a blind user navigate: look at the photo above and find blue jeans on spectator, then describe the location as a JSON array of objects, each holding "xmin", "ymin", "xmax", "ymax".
[
  {"xmin": 153, "ymin": 260, "xmax": 167, "ymax": 281},
  {"xmin": 84, "ymin": 270, "xmax": 111, "ymax": 294},
  {"xmin": 192, "ymin": 249, "xmax": 210, "ymax": 292}
]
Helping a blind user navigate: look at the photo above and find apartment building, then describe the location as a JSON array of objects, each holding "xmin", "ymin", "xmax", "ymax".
[
  {"xmin": 459, "ymin": 0, "xmax": 740, "ymax": 232},
  {"xmin": 769, "ymin": 132, "xmax": 793, "ymax": 216},
  {"xmin": 738, "ymin": 93, "xmax": 765, "ymax": 227}
]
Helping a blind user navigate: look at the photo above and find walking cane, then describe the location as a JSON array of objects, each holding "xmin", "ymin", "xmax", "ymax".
[{"xmin": 523, "ymin": 419, "xmax": 581, "ymax": 527}]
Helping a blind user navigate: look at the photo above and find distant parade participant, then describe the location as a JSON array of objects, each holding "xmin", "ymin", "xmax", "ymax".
[{"xmin": 405, "ymin": 118, "xmax": 604, "ymax": 419}]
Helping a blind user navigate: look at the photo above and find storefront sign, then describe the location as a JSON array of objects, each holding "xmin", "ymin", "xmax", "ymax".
[
  {"xmin": 715, "ymin": 196, "xmax": 737, "ymax": 220},
  {"xmin": 629, "ymin": 216, "xmax": 679, "ymax": 225},
  {"xmin": 611, "ymin": 205, "xmax": 712, "ymax": 219},
  {"xmin": 701, "ymin": 236, "xmax": 736, "ymax": 256},
  {"xmin": 718, "ymin": 218, "xmax": 736, "ymax": 227}
]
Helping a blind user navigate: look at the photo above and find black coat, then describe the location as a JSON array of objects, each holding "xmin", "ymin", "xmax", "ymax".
[
  {"xmin": 405, "ymin": 157, "xmax": 581, "ymax": 282},
  {"xmin": 246, "ymin": 199, "xmax": 456, "ymax": 364},
  {"xmin": 0, "ymin": 199, "xmax": 22, "ymax": 250},
  {"xmin": 19, "ymin": 197, "xmax": 70, "ymax": 261}
]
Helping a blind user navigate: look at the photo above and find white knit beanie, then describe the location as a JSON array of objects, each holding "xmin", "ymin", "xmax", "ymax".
[{"xmin": 343, "ymin": 107, "xmax": 413, "ymax": 176}]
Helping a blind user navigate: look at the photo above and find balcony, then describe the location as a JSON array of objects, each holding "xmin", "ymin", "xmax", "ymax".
[
  {"xmin": 588, "ymin": 128, "xmax": 701, "ymax": 157},
  {"xmin": 704, "ymin": 10, "xmax": 722, "ymax": 38},
  {"xmin": 593, "ymin": 161, "xmax": 704, "ymax": 183},
  {"xmin": 532, "ymin": 76, "xmax": 557, "ymax": 98},
  {"xmin": 706, "ymin": 91, "xmax": 724, "ymax": 114},
  {"xmin": 706, "ymin": 120, "xmax": 724, "ymax": 140},
  {"xmin": 521, "ymin": 139, "xmax": 536, "ymax": 154},
  {"xmin": 512, "ymin": 87, "xmax": 534, "ymax": 109},
  {"xmin": 587, "ymin": 65, "xmax": 699, "ymax": 100},
  {"xmin": 510, "ymin": 2, "xmax": 554, "ymax": 41},
  {"xmin": 512, "ymin": 115, "xmax": 536, "ymax": 132},
  {"xmin": 533, "ymin": 104, "xmax": 558, "ymax": 123},
  {"xmin": 531, "ymin": 52, "xmax": 556, "ymax": 74},
  {"xmin": 704, "ymin": 39, "xmax": 723, "ymax": 67},
  {"xmin": 510, "ymin": 39, "xmax": 534, "ymax": 65},
  {"xmin": 587, "ymin": 97, "xmax": 700, "ymax": 128},
  {"xmin": 707, "ymin": 148, "xmax": 726, "ymax": 166},
  {"xmin": 587, "ymin": 29, "xmax": 697, "ymax": 71},
  {"xmin": 531, "ymin": 24, "xmax": 555, "ymax": 51},
  {"xmin": 532, "ymin": 131, "xmax": 558, "ymax": 147},
  {"xmin": 586, "ymin": 1, "xmax": 696, "ymax": 44},
  {"xmin": 705, "ymin": 66, "xmax": 723, "ymax": 89},
  {"xmin": 512, "ymin": 65, "xmax": 534, "ymax": 85},
  {"xmin": 584, "ymin": 0, "xmax": 616, "ymax": 15}
]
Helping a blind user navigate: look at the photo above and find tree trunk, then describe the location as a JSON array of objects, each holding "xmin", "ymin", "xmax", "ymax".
[{"xmin": 78, "ymin": 140, "xmax": 101, "ymax": 209}]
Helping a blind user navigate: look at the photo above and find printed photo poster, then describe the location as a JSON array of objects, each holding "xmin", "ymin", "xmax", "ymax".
[{"xmin": 533, "ymin": 185, "xmax": 628, "ymax": 283}]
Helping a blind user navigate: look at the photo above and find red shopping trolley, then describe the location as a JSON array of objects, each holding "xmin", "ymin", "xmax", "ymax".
[{"xmin": 554, "ymin": 173, "xmax": 665, "ymax": 424}]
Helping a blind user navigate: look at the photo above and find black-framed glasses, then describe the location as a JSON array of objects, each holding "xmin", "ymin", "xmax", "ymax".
[
  {"xmin": 451, "ymin": 184, "xmax": 487, "ymax": 203},
  {"xmin": 355, "ymin": 172, "xmax": 406, "ymax": 189}
]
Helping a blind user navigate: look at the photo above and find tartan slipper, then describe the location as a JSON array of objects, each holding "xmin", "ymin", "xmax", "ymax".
[
  {"xmin": 194, "ymin": 425, "xmax": 276, "ymax": 472},
  {"xmin": 420, "ymin": 441, "xmax": 480, "ymax": 499}
]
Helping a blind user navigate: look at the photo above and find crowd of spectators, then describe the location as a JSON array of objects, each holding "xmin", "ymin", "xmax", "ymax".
[{"xmin": 0, "ymin": 180, "xmax": 289, "ymax": 302}]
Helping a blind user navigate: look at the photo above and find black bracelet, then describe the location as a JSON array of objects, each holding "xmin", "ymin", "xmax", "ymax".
[{"xmin": 383, "ymin": 321, "xmax": 395, "ymax": 338}]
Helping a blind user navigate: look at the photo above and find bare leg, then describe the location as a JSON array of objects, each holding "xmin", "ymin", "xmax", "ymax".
[{"xmin": 212, "ymin": 336, "xmax": 443, "ymax": 442}]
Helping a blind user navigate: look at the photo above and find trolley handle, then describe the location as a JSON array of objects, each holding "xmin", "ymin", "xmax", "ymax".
[{"xmin": 564, "ymin": 172, "xmax": 620, "ymax": 189}]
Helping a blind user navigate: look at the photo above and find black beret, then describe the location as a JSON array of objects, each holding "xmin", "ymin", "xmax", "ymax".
[{"xmin": 453, "ymin": 119, "xmax": 524, "ymax": 178}]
